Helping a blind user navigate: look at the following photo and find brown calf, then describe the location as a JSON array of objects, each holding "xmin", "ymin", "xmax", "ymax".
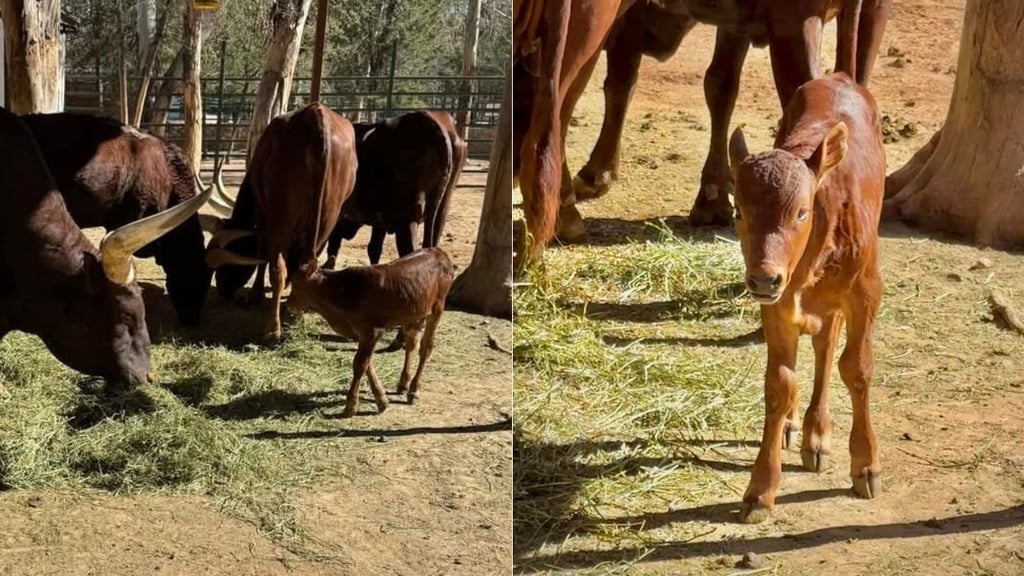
[
  {"xmin": 288, "ymin": 248, "xmax": 454, "ymax": 417},
  {"xmin": 728, "ymin": 73, "xmax": 885, "ymax": 523}
]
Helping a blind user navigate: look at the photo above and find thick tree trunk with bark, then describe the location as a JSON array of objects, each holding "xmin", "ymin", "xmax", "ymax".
[
  {"xmin": 884, "ymin": 0, "xmax": 1024, "ymax": 248},
  {"xmin": 182, "ymin": 4, "xmax": 203, "ymax": 170},
  {"xmin": 1, "ymin": 0, "xmax": 62, "ymax": 113},
  {"xmin": 448, "ymin": 65, "xmax": 512, "ymax": 319},
  {"xmin": 132, "ymin": 2, "xmax": 169, "ymax": 127},
  {"xmin": 247, "ymin": 0, "xmax": 314, "ymax": 163}
]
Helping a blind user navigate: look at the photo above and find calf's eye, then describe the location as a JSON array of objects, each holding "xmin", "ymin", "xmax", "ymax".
[{"xmin": 797, "ymin": 209, "xmax": 809, "ymax": 222}]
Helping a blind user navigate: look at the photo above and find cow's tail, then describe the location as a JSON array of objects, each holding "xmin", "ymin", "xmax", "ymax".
[
  {"xmin": 299, "ymin": 103, "xmax": 332, "ymax": 275},
  {"xmin": 422, "ymin": 114, "xmax": 456, "ymax": 249}
]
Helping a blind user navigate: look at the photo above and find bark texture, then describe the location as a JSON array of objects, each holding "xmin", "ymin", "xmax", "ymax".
[
  {"xmin": 1, "ymin": 0, "xmax": 61, "ymax": 113},
  {"xmin": 247, "ymin": 0, "xmax": 314, "ymax": 163},
  {"xmin": 182, "ymin": 4, "xmax": 204, "ymax": 170},
  {"xmin": 448, "ymin": 64, "xmax": 512, "ymax": 319},
  {"xmin": 884, "ymin": 0, "xmax": 1024, "ymax": 248}
]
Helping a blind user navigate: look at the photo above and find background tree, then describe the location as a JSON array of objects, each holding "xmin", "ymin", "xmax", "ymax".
[
  {"xmin": 2, "ymin": 0, "xmax": 62, "ymax": 113},
  {"xmin": 449, "ymin": 63, "xmax": 511, "ymax": 318},
  {"xmin": 247, "ymin": 0, "xmax": 314, "ymax": 162},
  {"xmin": 181, "ymin": 2, "xmax": 203, "ymax": 169},
  {"xmin": 884, "ymin": 0, "xmax": 1024, "ymax": 248}
]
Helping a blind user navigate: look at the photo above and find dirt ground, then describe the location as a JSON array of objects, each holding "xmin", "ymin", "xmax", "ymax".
[
  {"xmin": 522, "ymin": 0, "xmax": 1024, "ymax": 573},
  {"xmin": 0, "ymin": 162, "xmax": 513, "ymax": 575}
]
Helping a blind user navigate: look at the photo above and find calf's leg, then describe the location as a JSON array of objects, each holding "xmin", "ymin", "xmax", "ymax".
[
  {"xmin": 342, "ymin": 331, "xmax": 382, "ymax": 418},
  {"xmin": 406, "ymin": 311, "xmax": 442, "ymax": 405},
  {"xmin": 365, "ymin": 358, "xmax": 389, "ymax": 414},
  {"xmin": 740, "ymin": 308, "xmax": 799, "ymax": 524},
  {"xmin": 839, "ymin": 279, "xmax": 882, "ymax": 499},
  {"xmin": 396, "ymin": 324, "xmax": 423, "ymax": 396},
  {"xmin": 802, "ymin": 312, "xmax": 842, "ymax": 472}
]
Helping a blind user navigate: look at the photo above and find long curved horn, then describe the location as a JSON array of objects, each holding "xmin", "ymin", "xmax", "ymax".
[
  {"xmin": 205, "ymin": 248, "xmax": 265, "ymax": 269},
  {"xmin": 100, "ymin": 185, "xmax": 213, "ymax": 284},
  {"xmin": 210, "ymin": 228, "xmax": 257, "ymax": 248},
  {"xmin": 198, "ymin": 213, "xmax": 226, "ymax": 233}
]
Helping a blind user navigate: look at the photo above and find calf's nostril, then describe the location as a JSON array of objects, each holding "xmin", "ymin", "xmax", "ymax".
[
  {"xmin": 746, "ymin": 277, "xmax": 760, "ymax": 292},
  {"xmin": 771, "ymin": 274, "xmax": 783, "ymax": 288}
]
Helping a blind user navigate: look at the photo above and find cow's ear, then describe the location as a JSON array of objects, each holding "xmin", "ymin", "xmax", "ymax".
[
  {"xmin": 807, "ymin": 122, "xmax": 848, "ymax": 185},
  {"xmin": 729, "ymin": 126, "xmax": 750, "ymax": 178}
]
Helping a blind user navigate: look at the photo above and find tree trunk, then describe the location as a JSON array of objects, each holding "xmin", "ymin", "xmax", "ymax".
[
  {"xmin": 132, "ymin": 1, "xmax": 169, "ymax": 127},
  {"xmin": 1, "ymin": 0, "xmax": 62, "ymax": 113},
  {"xmin": 137, "ymin": 0, "xmax": 156, "ymax": 63},
  {"xmin": 247, "ymin": 0, "xmax": 314, "ymax": 164},
  {"xmin": 456, "ymin": 0, "xmax": 482, "ymax": 139},
  {"xmin": 145, "ymin": 48, "xmax": 184, "ymax": 137},
  {"xmin": 182, "ymin": 4, "xmax": 203, "ymax": 170},
  {"xmin": 884, "ymin": 0, "xmax": 1024, "ymax": 248},
  {"xmin": 448, "ymin": 64, "xmax": 512, "ymax": 319}
]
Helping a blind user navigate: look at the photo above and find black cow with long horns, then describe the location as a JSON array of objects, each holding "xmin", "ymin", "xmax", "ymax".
[{"xmin": 0, "ymin": 107, "xmax": 211, "ymax": 387}]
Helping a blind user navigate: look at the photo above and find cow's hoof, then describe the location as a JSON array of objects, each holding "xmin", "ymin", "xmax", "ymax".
[
  {"xmin": 556, "ymin": 205, "xmax": 586, "ymax": 243},
  {"xmin": 382, "ymin": 334, "xmax": 404, "ymax": 353},
  {"xmin": 737, "ymin": 499, "xmax": 772, "ymax": 524},
  {"xmin": 688, "ymin": 184, "xmax": 734, "ymax": 228},
  {"xmin": 801, "ymin": 450, "xmax": 829, "ymax": 473},
  {"xmin": 783, "ymin": 420, "xmax": 797, "ymax": 449},
  {"xmin": 573, "ymin": 172, "xmax": 613, "ymax": 202},
  {"xmin": 324, "ymin": 257, "xmax": 337, "ymax": 270},
  {"xmin": 852, "ymin": 470, "xmax": 881, "ymax": 499}
]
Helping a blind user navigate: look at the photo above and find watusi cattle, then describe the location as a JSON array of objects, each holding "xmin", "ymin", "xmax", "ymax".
[
  {"xmin": 22, "ymin": 112, "xmax": 216, "ymax": 326},
  {"xmin": 0, "ymin": 107, "xmax": 212, "ymax": 387}
]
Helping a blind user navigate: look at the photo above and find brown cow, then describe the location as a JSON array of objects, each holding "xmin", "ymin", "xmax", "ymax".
[
  {"xmin": 205, "ymin": 102, "xmax": 358, "ymax": 340},
  {"xmin": 513, "ymin": 0, "xmax": 634, "ymax": 259},
  {"xmin": 288, "ymin": 248, "xmax": 454, "ymax": 417},
  {"xmin": 728, "ymin": 73, "xmax": 884, "ymax": 523},
  {"xmin": 516, "ymin": 0, "xmax": 891, "ymax": 246}
]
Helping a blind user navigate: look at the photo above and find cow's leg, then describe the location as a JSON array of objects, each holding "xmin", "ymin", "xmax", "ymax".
[
  {"xmin": 855, "ymin": 0, "xmax": 892, "ymax": 85},
  {"xmin": 574, "ymin": 4, "xmax": 651, "ymax": 202},
  {"xmin": 406, "ymin": 311, "xmax": 441, "ymax": 405},
  {"xmin": 342, "ymin": 331, "xmax": 382, "ymax": 418},
  {"xmin": 554, "ymin": 49, "xmax": 602, "ymax": 244},
  {"xmin": 246, "ymin": 263, "xmax": 267, "ymax": 306},
  {"xmin": 801, "ymin": 312, "xmax": 843, "ymax": 472},
  {"xmin": 396, "ymin": 324, "xmax": 423, "ymax": 396},
  {"xmin": 839, "ymin": 276, "xmax": 883, "ymax": 499},
  {"xmin": 835, "ymin": 0, "xmax": 862, "ymax": 79},
  {"xmin": 369, "ymin": 226, "xmax": 387, "ymax": 265},
  {"xmin": 365, "ymin": 358, "xmax": 389, "ymax": 414},
  {"xmin": 740, "ymin": 308, "xmax": 799, "ymax": 524},
  {"xmin": 768, "ymin": 11, "xmax": 823, "ymax": 109},
  {"xmin": 395, "ymin": 222, "xmax": 415, "ymax": 258},
  {"xmin": 266, "ymin": 254, "xmax": 286, "ymax": 341},
  {"xmin": 689, "ymin": 30, "xmax": 750, "ymax": 227},
  {"xmin": 324, "ymin": 223, "xmax": 345, "ymax": 270}
]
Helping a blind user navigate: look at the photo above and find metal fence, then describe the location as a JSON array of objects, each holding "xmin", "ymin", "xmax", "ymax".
[{"xmin": 63, "ymin": 43, "xmax": 503, "ymax": 162}]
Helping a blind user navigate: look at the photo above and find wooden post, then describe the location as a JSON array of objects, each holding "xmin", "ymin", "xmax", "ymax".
[
  {"xmin": 456, "ymin": 0, "xmax": 482, "ymax": 139},
  {"xmin": 1, "ymin": 0, "xmax": 62, "ymax": 113},
  {"xmin": 309, "ymin": 0, "xmax": 328, "ymax": 103},
  {"xmin": 182, "ymin": 2, "xmax": 204, "ymax": 170}
]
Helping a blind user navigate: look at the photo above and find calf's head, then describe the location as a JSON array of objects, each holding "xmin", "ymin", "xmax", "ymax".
[{"xmin": 729, "ymin": 123, "xmax": 848, "ymax": 304}]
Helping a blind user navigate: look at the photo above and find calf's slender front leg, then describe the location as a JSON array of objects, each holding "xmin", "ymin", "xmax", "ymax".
[
  {"xmin": 396, "ymin": 324, "xmax": 423, "ymax": 397},
  {"xmin": 342, "ymin": 331, "xmax": 382, "ymax": 418},
  {"xmin": 840, "ymin": 278, "xmax": 882, "ymax": 498},
  {"xmin": 267, "ymin": 254, "xmax": 286, "ymax": 340},
  {"xmin": 365, "ymin": 358, "xmax": 389, "ymax": 414},
  {"xmin": 406, "ymin": 311, "xmax": 442, "ymax": 405},
  {"xmin": 740, "ymin": 308, "xmax": 800, "ymax": 524},
  {"xmin": 802, "ymin": 312, "xmax": 842, "ymax": 472}
]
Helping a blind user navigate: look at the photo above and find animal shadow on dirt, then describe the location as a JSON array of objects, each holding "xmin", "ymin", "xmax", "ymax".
[
  {"xmin": 515, "ymin": 428, "xmax": 1024, "ymax": 572},
  {"xmin": 245, "ymin": 417, "xmax": 513, "ymax": 441},
  {"xmin": 564, "ymin": 215, "xmax": 730, "ymax": 247},
  {"xmin": 566, "ymin": 282, "xmax": 746, "ymax": 325},
  {"xmin": 522, "ymin": 504, "xmax": 1024, "ymax": 572},
  {"xmin": 202, "ymin": 389, "xmax": 341, "ymax": 421},
  {"xmin": 514, "ymin": 431, "xmax": 809, "ymax": 565},
  {"xmin": 602, "ymin": 327, "xmax": 763, "ymax": 348}
]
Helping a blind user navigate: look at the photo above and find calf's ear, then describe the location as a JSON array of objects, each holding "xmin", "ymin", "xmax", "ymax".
[
  {"xmin": 808, "ymin": 122, "xmax": 848, "ymax": 185},
  {"xmin": 728, "ymin": 126, "xmax": 750, "ymax": 177}
]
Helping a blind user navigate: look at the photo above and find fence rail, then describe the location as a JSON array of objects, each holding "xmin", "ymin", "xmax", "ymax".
[{"xmin": 63, "ymin": 42, "xmax": 502, "ymax": 162}]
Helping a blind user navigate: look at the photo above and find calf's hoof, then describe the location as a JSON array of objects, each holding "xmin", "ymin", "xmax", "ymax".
[
  {"xmin": 375, "ymin": 399, "xmax": 389, "ymax": 414},
  {"xmin": 737, "ymin": 499, "xmax": 772, "ymax": 524},
  {"xmin": 406, "ymin": 393, "xmax": 418, "ymax": 406},
  {"xmin": 852, "ymin": 470, "xmax": 882, "ymax": 499},
  {"xmin": 340, "ymin": 405, "xmax": 357, "ymax": 419},
  {"xmin": 801, "ymin": 450, "xmax": 829, "ymax": 473},
  {"xmin": 555, "ymin": 205, "xmax": 586, "ymax": 244},
  {"xmin": 323, "ymin": 256, "xmax": 337, "ymax": 270}
]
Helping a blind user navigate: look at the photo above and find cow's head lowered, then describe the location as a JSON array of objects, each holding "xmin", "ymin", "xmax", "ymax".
[
  {"xmin": 0, "ymin": 108, "xmax": 211, "ymax": 388},
  {"xmin": 729, "ymin": 122, "xmax": 848, "ymax": 304}
]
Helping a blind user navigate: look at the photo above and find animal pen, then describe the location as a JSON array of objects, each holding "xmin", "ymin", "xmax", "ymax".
[{"xmin": 62, "ymin": 40, "xmax": 504, "ymax": 174}]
